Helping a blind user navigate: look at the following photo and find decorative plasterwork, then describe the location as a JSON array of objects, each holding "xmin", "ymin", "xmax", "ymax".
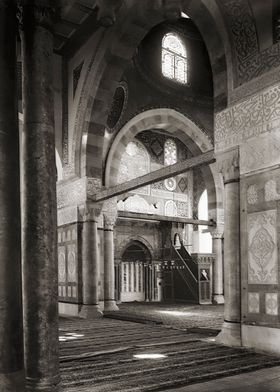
[
  {"xmin": 215, "ymin": 83, "xmax": 280, "ymax": 153},
  {"xmin": 247, "ymin": 210, "xmax": 278, "ymax": 285},
  {"xmin": 57, "ymin": 206, "xmax": 78, "ymax": 226},
  {"xmin": 265, "ymin": 180, "xmax": 280, "ymax": 202},
  {"xmin": 219, "ymin": 0, "xmax": 280, "ymax": 86},
  {"xmin": 57, "ymin": 176, "xmax": 102, "ymax": 209},
  {"xmin": 57, "ymin": 177, "xmax": 87, "ymax": 209},
  {"xmin": 240, "ymin": 130, "xmax": 280, "ymax": 175},
  {"xmin": 102, "ymin": 197, "xmax": 118, "ymax": 228}
]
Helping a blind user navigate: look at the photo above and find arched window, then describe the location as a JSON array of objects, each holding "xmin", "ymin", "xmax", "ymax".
[
  {"xmin": 162, "ymin": 33, "xmax": 187, "ymax": 84},
  {"xmin": 198, "ymin": 190, "xmax": 212, "ymax": 253}
]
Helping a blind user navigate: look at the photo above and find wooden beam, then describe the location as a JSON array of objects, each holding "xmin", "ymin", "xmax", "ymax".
[
  {"xmin": 118, "ymin": 210, "xmax": 216, "ymax": 226},
  {"xmin": 92, "ymin": 150, "xmax": 215, "ymax": 202}
]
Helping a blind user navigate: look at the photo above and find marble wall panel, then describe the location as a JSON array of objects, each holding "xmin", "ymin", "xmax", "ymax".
[
  {"xmin": 247, "ymin": 210, "xmax": 278, "ymax": 285},
  {"xmin": 248, "ymin": 292, "xmax": 260, "ymax": 313},
  {"xmin": 265, "ymin": 293, "xmax": 278, "ymax": 315}
]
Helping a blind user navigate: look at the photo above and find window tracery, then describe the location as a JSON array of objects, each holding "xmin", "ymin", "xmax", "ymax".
[{"xmin": 162, "ymin": 33, "xmax": 187, "ymax": 84}]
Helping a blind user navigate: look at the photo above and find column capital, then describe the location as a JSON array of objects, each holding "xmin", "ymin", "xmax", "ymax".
[
  {"xmin": 20, "ymin": 0, "xmax": 61, "ymax": 32},
  {"xmin": 79, "ymin": 202, "xmax": 103, "ymax": 223},
  {"xmin": 103, "ymin": 197, "xmax": 117, "ymax": 229},
  {"xmin": 216, "ymin": 147, "xmax": 240, "ymax": 184},
  {"xmin": 211, "ymin": 228, "xmax": 224, "ymax": 239}
]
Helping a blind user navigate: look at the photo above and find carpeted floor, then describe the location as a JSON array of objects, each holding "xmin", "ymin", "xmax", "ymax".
[{"xmin": 59, "ymin": 317, "xmax": 280, "ymax": 392}]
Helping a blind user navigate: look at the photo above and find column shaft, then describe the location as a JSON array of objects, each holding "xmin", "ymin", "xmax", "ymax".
[
  {"xmin": 224, "ymin": 181, "xmax": 240, "ymax": 322},
  {"xmin": 0, "ymin": 1, "xmax": 24, "ymax": 389},
  {"xmin": 81, "ymin": 219, "xmax": 102, "ymax": 318},
  {"xmin": 212, "ymin": 234, "xmax": 224, "ymax": 304},
  {"xmin": 216, "ymin": 148, "xmax": 241, "ymax": 346},
  {"xmin": 103, "ymin": 226, "xmax": 118, "ymax": 311},
  {"xmin": 21, "ymin": 3, "xmax": 60, "ymax": 390}
]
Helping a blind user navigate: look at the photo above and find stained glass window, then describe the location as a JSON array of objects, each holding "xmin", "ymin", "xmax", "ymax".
[{"xmin": 162, "ymin": 33, "xmax": 187, "ymax": 84}]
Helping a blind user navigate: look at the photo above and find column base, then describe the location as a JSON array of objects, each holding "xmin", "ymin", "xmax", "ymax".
[
  {"xmin": 25, "ymin": 374, "xmax": 60, "ymax": 391},
  {"xmin": 0, "ymin": 370, "xmax": 25, "ymax": 392},
  {"xmin": 104, "ymin": 300, "xmax": 119, "ymax": 312},
  {"xmin": 213, "ymin": 294, "xmax": 224, "ymax": 304},
  {"xmin": 79, "ymin": 304, "xmax": 103, "ymax": 319},
  {"xmin": 216, "ymin": 321, "xmax": 241, "ymax": 347}
]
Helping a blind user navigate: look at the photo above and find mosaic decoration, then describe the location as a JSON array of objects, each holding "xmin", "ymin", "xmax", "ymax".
[
  {"xmin": 150, "ymin": 138, "xmax": 163, "ymax": 157},
  {"xmin": 178, "ymin": 177, "xmax": 188, "ymax": 192},
  {"xmin": 265, "ymin": 293, "xmax": 278, "ymax": 315},
  {"xmin": 265, "ymin": 180, "xmax": 280, "ymax": 202},
  {"xmin": 247, "ymin": 184, "xmax": 258, "ymax": 205},
  {"xmin": 248, "ymin": 292, "xmax": 260, "ymax": 313},
  {"xmin": 248, "ymin": 210, "xmax": 278, "ymax": 284},
  {"xmin": 164, "ymin": 178, "xmax": 176, "ymax": 191}
]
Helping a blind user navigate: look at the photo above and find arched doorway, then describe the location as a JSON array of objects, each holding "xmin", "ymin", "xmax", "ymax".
[{"xmin": 119, "ymin": 241, "xmax": 154, "ymax": 302}]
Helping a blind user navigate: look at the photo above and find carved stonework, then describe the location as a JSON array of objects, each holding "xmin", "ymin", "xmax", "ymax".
[
  {"xmin": 247, "ymin": 185, "xmax": 258, "ymax": 205},
  {"xmin": 248, "ymin": 292, "xmax": 260, "ymax": 314},
  {"xmin": 211, "ymin": 229, "xmax": 224, "ymax": 239},
  {"xmin": 215, "ymin": 83, "xmax": 280, "ymax": 153},
  {"xmin": 78, "ymin": 202, "xmax": 103, "ymax": 222},
  {"xmin": 57, "ymin": 206, "xmax": 78, "ymax": 227},
  {"xmin": 217, "ymin": 147, "xmax": 239, "ymax": 183},
  {"xmin": 57, "ymin": 177, "xmax": 87, "ymax": 209},
  {"xmin": 265, "ymin": 293, "xmax": 278, "ymax": 315},
  {"xmin": 87, "ymin": 177, "xmax": 102, "ymax": 198},
  {"xmin": 102, "ymin": 197, "xmax": 118, "ymax": 228},
  {"xmin": 248, "ymin": 210, "xmax": 278, "ymax": 284}
]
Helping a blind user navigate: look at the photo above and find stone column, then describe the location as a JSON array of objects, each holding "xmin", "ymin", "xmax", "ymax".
[
  {"xmin": 211, "ymin": 229, "xmax": 224, "ymax": 304},
  {"xmin": 103, "ymin": 199, "xmax": 119, "ymax": 311},
  {"xmin": 80, "ymin": 204, "xmax": 103, "ymax": 318},
  {"xmin": 216, "ymin": 148, "xmax": 241, "ymax": 346},
  {"xmin": 0, "ymin": 1, "xmax": 24, "ymax": 390},
  {"xmin": 21, "ymin": 2, "xmax": 60, "ymax": 390}
]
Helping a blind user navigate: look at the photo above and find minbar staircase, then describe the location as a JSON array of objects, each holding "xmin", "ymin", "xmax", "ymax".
[{"xmin": 172, "ymin": 244, "xmax": 199, "ymax": 303}]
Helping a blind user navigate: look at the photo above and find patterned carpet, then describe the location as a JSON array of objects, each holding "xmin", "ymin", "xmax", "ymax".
[{"xmin": 59, "ymin": 317, "xmax": 280, "ymax": 392}]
